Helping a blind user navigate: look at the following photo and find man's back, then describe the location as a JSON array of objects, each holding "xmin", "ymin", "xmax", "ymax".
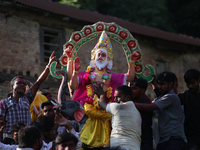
[{"xmin": 106, "ymin": 101, "xmax": 141, "ymax": 150}]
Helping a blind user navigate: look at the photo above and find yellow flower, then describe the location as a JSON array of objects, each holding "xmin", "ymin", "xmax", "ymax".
[
  {"xmin": 86, "ymin": 66, "xmax": 91, "ymax": 72},
  {"xmin": 86, "ymin": 84, "xmax": 93, "ymax": 97},
  {"xmin": 107, "ymin": 87, "xmax": 112, "ymax": 92},
  {"xmin": 93, "ymin": 95, "xmax": 100, "ymax": 109},
  {"xmin": 106, "ymin": 87, "xmax": 112, "ymax": 98}
]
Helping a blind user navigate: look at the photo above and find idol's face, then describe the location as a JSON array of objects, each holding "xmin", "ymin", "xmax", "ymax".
[
  {"xmin": 95, "ymin": 50, "xmax": 107, "ymax": 62},
  {"xmin": 94, "ymin": 49, "xmax": 108, "ymax": 70}
]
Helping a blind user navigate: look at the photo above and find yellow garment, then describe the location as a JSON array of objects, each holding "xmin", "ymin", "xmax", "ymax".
[
  {"xmin": 80, "ymin": 103, "xmax": 112, "ymax": 148},
  {"xmin": 30, "ymin": 94, "xmax": 48, "ymax": 122}
]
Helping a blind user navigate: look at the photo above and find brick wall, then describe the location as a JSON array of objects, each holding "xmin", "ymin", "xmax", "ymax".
[{"xmin": 0, "ymin": 5, "xmax": 200, "ymax": 101}]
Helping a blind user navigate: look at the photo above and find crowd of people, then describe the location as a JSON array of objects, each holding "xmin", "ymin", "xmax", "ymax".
[{"xmin": 0, "ymin": 31, "xmax": 200, "ymax": 150}]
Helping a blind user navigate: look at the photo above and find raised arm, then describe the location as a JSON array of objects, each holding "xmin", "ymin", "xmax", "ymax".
[
  {"xmin": 150, "ymin": 74, "xmax": 161, "ymax": 97},
  {"xmin": 31, "ymin": 51, "xmax": 56, "ymax": 97},
  {"xmin": 54, "ymin": 113, "xmax": 72, "ymax": 131},
  {"xmin": 65, "ymin": 48, "xmax": 73, "ymax": 81},
  {"xmin": 126, "ymin": 51, "xmax": 140, "ymax": 82},
  {"xmin": 65, "ymin": 49, "xmax": 74, "ymax": 97},
  {"xmin": 54, "ymin": 113, "xmax": 82, "ymax": 150},
  {"xmin": 134, "ymin": 102, "xmax": 158, "ymax": 111},
  {"xmin": 70, "ymin": 57, "xmax": 81, "ymax": 90}
]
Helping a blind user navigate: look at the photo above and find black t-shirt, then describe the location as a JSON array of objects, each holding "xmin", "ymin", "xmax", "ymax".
[
  {"xmin": 178, "ymin": 90, "xmax": 200, "ymax": 142},
  {"xmin": 133, "ymin": 97, "xmax": 153, "ymax": 149}
]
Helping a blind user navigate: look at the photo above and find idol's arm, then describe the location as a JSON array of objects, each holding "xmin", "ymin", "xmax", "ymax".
[
  {"xmin": 65, "ymin": 48, "xmax": 73, "ymax": 81},
  {"xmin": 126, "ymin": 51, "xmax": 139, "ymax": 82},
  {"xmin": 70, "ymin": 57, "xmax": 80, "ymax": 90},
  {"xmin": 126, "ymin": 61, "xmax": 136, "ymax": 82},
  {"xmin": 65, "ymin": 49, "xmax": 74, "ymax": 97}
]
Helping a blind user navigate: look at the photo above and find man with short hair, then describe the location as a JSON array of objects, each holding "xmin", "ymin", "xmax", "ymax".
[
  {"xmin": 134, "ymin": 71, "xmax": 186, "ymax": 150},
  {"xmin": 178, "ymin": 69, "xmax": 200, "ymax": 149},
  {"xmin": 17, "ymin": 125, "xmax": 42, "ymax": 150},
  {"xmin": 130, "ymin": 78, "xmax": 153, "ymax": 150},
  {"xmin": 10, "ymin": 122, "xmax": 26, "ymax": 145},
  {"xmin": 0, "ymin": 51, "xmax": 56, "ymax": 142},
  {"xmin": 36, "ymin": 115, "xmax": 55, "ymax": 144},
  {"xmin": 42, "ymin": 101, "xmax": 55, "ymax": 117},
  {"xmin": 55, "ymin": 131, "xmax": 78, "ymax": 150}
]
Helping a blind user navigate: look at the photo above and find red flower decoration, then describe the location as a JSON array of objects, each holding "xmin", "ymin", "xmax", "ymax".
[
  {"xmin": 119, "ymin": 31, "xmax": 128, "ymax": 40},
  {"xmin": 96, "ymin": 24, "xmax": 104, "ymax": 31},
  {"xmin": 73, "ymin": 33, "xmax": 81, "ymax": 42},
  {"xmin": 65, "ymin": 44, "xmax": 74, "ymax": 51},
  {"xmin": 84, "ymin": 28, "xmax": 92, "ymax": 36},
  {"xmin": 108, "ymin": 25, "xmax": 117, "ymax": 33},
  {"xmin": 61, "ymin": 56, "xmax": 68, "ymax": 65},
  {"xmin": 134, "ymin": 51, "xmax": 141, "ymax": 60},
  {"xmin": 85, "ymin": 97, "xmax": 93, "ymax": 105},
  {"xmin": 128, "ymin": 40, "xmax": 136, "ymax": 49},
  {"xmin": 135, "ymin": 64, "xmax": 142, "ymax": 73}
]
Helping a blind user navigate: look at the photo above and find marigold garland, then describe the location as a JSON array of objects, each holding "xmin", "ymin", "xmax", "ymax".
[
  {"xmin": 93, "ymin": 95, "xmax": 100, "ymax": 109},
  {"xmin": 86, "ymin": 84, "xmax": 93, "ymax": 97},
  {"xmin": 85, "ymin": 65, "xmax": 112, "ymax": 106},
  {"xmin": 86, "ymin": 66, "xmax": 91, "ymax": 72},
  {"xmin": 106, "ymin": 87, "xmax": 112, "ymax": 98}
]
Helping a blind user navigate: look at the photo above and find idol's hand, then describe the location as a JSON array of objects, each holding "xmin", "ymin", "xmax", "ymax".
[
  {"xmin": 74, "ymin": 57, "xmax": 81, "ymax": 72},
  {"xmin": 131, "ymin": 51, "xmax": 140, "ymax": 61}
]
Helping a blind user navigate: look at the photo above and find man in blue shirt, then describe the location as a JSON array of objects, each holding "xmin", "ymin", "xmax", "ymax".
[{"xmin": 134, "ymin": 71, "xmax": 186, "ymax": 150}]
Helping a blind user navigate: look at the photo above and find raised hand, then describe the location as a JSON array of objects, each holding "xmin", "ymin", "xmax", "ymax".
[
  {"xmin": 74, "ymin": 57, "xmax": 81, "ymax": 72},
  {"xmin": 48, "ymin": 51, "xmax": 57, "ymax": 66},
  {"xmin": 54, "ymin": 113, "xmax": 72, "ymax": 130}
]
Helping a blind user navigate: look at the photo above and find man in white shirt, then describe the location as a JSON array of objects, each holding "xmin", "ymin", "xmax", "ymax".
[{"xmin": 95, "ymin": 85, "xmax": 142, "ymax": 150}]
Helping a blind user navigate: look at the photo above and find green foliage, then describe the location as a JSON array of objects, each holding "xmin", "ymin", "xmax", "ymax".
[{"xmin": 52, "ymin": 0, "xmax": 80, "ymax": 7}]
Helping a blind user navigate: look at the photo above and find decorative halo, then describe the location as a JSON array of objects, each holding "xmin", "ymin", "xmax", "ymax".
[{"xmin": 50, "ymin": 22, "xmax": 155, "ymax": 82}]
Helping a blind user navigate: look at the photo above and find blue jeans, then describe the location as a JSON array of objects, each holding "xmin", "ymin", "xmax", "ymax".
[{"xmin": 156, "ymin": 138, "xmax": 186, "ymax": 150}]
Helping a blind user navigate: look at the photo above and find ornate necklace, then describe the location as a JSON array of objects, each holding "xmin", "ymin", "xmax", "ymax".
[
  {"xmin": 94, "ymin": 68, "xmax": 106, "ymax": 79},
  {"xmin": 85, "ymin": 66, "xmax": 113, "ymax": 106}
]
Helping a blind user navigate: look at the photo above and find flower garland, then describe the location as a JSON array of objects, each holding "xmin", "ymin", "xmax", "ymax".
[{"xmin": 85, "ymin": 66, "xmax": 113, "ymax": 107}]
